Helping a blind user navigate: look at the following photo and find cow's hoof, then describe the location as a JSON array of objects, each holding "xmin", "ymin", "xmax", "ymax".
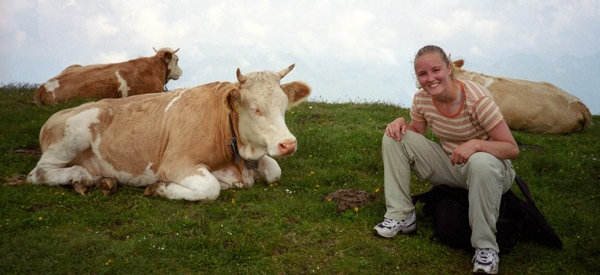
[
  {"xmin": 97, "ymin": 177, "xmax": 118, "ymax": 196},
  {"xmin": 72, "ymin": 180, "xmax": 93, "ymax": 195},
  {"xmin": 233, "ymin": 181, "xmax": 246, "ymax": 189},
  {"xmin": 144, "ymin": 182, "xmax": 164, "ymax": 196}
]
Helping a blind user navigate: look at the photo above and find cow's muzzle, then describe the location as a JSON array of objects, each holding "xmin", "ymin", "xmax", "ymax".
[{"xmin": 278, "ymin": 139, "xmax": 297, "ymax": 156}]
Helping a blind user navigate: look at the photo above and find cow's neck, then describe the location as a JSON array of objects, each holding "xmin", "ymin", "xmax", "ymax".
[
  {"xmin": 163, "ymin": 64, "xmax": 171, "ymax": 88},
  {"xmin": 150, "ymin": 56, "xmax": 170, "ymax": 90},
  {"xmin": 227, "ymin": 112, "xmax": 258, "ymax": 169}
]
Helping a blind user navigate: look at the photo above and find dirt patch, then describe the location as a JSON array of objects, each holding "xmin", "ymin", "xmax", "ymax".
[{"xmin": 323, "ymin": 189, "xmax": 378, "ymax": 214}]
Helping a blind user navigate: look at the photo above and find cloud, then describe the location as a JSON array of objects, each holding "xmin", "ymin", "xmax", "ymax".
[
  {"xmin": 93, "ymin": 51, "xmax": 130, "ymax": 64},
  {"xmin": 85, "ymin": 15, "xmax": 119, "ymax": 39}
]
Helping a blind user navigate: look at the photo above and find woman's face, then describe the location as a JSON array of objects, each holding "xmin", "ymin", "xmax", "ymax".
[{"xmin": 414, "ymin": 52, "xmax": 452, "ymax": 96}]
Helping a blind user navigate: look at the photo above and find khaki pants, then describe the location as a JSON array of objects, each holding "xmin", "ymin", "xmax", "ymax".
[{"xmin": 382, "ymin": 131, "xmax": 515, "ymax": 252}]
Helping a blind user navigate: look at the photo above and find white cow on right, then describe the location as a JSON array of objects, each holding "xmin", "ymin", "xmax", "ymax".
[{"xmin": 452, "ymin": 59, "xmax": 592, "ymax": 134}]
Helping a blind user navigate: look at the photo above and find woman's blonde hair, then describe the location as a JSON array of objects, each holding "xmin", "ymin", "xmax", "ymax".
[{"xmin": 414, "ymin": 45, "xmax": 455, "ymax": 79}]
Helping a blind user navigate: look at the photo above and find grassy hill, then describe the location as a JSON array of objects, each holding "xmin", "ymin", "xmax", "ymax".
[{"xmin": 1, "ymin": 84, "xmax": 599, "ymax": 273}]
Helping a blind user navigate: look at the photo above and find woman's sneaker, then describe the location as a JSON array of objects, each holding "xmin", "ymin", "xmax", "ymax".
[
  {"xmin": 373, "ymin": 211, "xmax": 416, "ymax": 238},
  {"xmin": 472, "ymin": 248, "xmax": 499, "ymax": 274}
]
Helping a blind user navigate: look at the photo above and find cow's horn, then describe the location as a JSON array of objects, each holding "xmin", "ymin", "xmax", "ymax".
[
  {"xmin": 153, "ymin": 47, "xmax": 158, "ymax": 53},
  {"xmin": 173, "ymin": 48, "xmax": 180, "ymax": 53},
  {"xmin": 236, "ymin": 68, "xmax": 247, "ymax": 84},
  {"xmin": 278, "ymin": 63, "xmax": 295, "ymax": 79}
]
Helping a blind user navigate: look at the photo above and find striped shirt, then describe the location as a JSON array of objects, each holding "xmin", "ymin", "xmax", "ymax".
[{"xmin": 410, "ymin": 79, "xmax": 504, "ymax": 155}]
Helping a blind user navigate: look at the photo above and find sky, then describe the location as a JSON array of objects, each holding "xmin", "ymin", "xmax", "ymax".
[{"xmin": 1, "ymin": 0, "xmax": 599, "ymax": 113}]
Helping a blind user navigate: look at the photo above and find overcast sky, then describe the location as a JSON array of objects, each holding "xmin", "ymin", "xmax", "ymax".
[{"xmin": 1, "ymin": 0, "xmax": 599, "ymax": 112}]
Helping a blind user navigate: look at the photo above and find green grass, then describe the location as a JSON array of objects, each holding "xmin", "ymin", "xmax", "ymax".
[{"xmin": 1, "ymin": 84, "xmax": 599, "ymax": 274}]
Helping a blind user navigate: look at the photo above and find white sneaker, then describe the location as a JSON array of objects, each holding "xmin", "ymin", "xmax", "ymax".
[
  {"xmin": 373, "ymin": 211, "xmax": 416, "ymax": 238},
  {"xmin": 472, "ymin": 248, "xmax": 499, "ymax": 274}
]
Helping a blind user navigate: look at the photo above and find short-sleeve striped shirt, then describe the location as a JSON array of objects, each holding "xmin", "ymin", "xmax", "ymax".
[{"xmin": 410, "ymin": 79, "xmax": 504, "ymax": 155}]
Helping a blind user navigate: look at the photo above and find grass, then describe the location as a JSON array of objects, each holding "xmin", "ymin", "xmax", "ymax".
[{"xmin": 1, "ymin": 84, "xmax": 599, "ymax": 274}]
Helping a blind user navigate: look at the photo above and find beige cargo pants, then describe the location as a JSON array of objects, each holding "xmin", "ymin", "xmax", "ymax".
[{"xmin": 381, "ymin": 131, "xmax": 515, "ymax": 252}]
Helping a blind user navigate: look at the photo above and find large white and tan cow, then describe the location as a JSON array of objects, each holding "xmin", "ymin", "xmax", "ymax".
[
  {"xmin": 452, "ymin": 59, "xmax": 592, "ymax": 134},
  {"xmin": 34, "ymin": 47, "xmax": 183, "ymax": 106},
  {"xmin": 27, "ymin": 64, "xmax": 310, "ymax": 201}
]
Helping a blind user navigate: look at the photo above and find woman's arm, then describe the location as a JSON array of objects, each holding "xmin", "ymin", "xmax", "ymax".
[{"xmin": 449, "ymin": 120, "xmax": 520, "ymax": 165}]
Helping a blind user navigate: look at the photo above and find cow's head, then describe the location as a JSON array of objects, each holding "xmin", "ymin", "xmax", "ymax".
[
  {"xmin": 225, "ymin": 64, "xmax": 311, "ymax": 160},
  {"xmin": 450, "ymin": 59, "xmax": 493, "ymax": 85},
  {"xmin": 154, "ymin": 47, "xmax": 183, "ymax": 81}
]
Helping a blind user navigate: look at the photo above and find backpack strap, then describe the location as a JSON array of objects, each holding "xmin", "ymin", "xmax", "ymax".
[
  {"xmin": 514, "ymin": 175, "xmax": 536, "ymax": 205},
  {"xmin": 512, "ymin": 174, "xmax": 563, "ymax": 249}
]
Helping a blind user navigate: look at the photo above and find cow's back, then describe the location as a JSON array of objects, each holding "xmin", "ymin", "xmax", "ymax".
[
  {"xmin": 34, "ymin": 57, "xmax": 166, "ymax": 106},
  {"xmin": 486, "ymin": 77, "xmax": 591, "ymax": 133}
]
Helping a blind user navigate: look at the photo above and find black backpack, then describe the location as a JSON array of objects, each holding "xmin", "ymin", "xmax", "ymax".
[{"xmin": 412, "ymin": 176, "xmax": 563, "ymax": 253}]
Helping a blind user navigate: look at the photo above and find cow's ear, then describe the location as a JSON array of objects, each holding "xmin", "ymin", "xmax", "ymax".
[
  {"xmin": 452, "ymin": 59, "xmax": 464, "ymax": 69},
  {"xmin": 223, "ymin": 86, "xmax": 241, "ymax": 113},
  {"xmin": 281, "ymin": 81, "xmax": 311, "ymax": 109},
  {"xmin": 162, "ymin": 51, "xmax": 173, "ymax": 64}
]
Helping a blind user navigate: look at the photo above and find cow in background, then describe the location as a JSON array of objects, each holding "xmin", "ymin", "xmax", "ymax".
[
  {"xmin": 27, "ymin": 64, "xmax": 310, "ymax": 201},
  {"xmin": 34, "ymin": 47, "xmax": 183, "ymax": 106},
  {"xmin": 452, "ymin": 59, "xmax": 592, "ymax": 134}
]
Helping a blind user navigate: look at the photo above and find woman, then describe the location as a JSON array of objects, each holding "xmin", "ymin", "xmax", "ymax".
[{"xmin": 373, "ymin": 45, "xmax": 519, "ymax": 274}]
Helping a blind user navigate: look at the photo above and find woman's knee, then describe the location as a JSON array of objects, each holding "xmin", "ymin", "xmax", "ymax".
[
  {"xmin": 466, "ymin": 152, "xmax": 500, "ymax": 171},
  {"xmin": 382, "ymin": 133, "xmax": 405, "ymax": 151},
  {"xmin": 382, "ymin": 131, "xmax": 422, "ymax": 147}
]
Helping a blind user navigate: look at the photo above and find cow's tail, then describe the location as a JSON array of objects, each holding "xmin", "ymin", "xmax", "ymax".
[
  {"xmin": 34, "ymin": 86, "xmax": 46, "ymax": 106},
  {"xmin": 574, "ymin": 101, "xmax": 592, "ymax": 132}
]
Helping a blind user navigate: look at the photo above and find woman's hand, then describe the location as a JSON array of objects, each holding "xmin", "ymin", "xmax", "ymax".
[
  {"xmin": 385, "ymin": 117, "xmax": 408, "ymax": 141},
  {"xmin": 385, "ymin": 118, "xmax": 427, "ymax": 141},
  {"xmin": 450, "ymin": 139, "xmax": 479, "ymax": 165}
]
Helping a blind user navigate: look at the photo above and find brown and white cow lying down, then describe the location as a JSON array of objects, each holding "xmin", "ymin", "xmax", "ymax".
[
  {"xmin": 452, "ymin": 59, "xmax": 592, "ymax": 134},
  {"xmin": 34, "ymin": 47, "xmax": 183, "ymax": 106},
  {"xmin": 27, "ymin": 64, "xmax": 311, "ymax": 201}
]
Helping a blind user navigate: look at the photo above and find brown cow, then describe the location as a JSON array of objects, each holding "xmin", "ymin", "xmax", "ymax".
[
  {"xmin": 452, "ymin": 59, "xmax": 592, "ymax": 134},
  {"xmin": 27, "ymin": 64, "xmax": 310, "ymax": 201},
  {"xmin": 34, "ymin": 47, "xmax": 183, "ymax": 106}
]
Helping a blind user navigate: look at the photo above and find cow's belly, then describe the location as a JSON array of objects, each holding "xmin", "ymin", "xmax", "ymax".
[{"xmin": 81, "ymin": 159, "xmax": 158, "ymax": 186}]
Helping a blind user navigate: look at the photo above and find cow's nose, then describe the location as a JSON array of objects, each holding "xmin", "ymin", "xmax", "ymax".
[{"xmin": 278, "ymin": 139, "xmax": 297, "ymax": 156}]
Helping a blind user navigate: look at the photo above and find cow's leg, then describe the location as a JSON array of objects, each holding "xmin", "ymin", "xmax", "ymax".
[
  {"xmin": 27, "ymin": 108, "xmax": 102, "ymax": 194},
  {"xmin": 255, "ymin": 156, "xmax": 281, "ymax": 183},
  {"xmin": 213, "ymin": 163, "xmax": 256, "ymax": 190},
  {"xmin": 146, "ymin": 165, "xmax": 221, "ymax": 201},
  {"xmin": 97, "ymin": 177, "xmax": 118, "ymax": 195},
  {"xmin": 28, "ymin": 148, "xmax": 97, "ymax": 194},
  {"xmin": 214, "ymin": 156, "xmax": 281, "ymax": 189},
  {"xmin": 27, "ymin": 148, "xmax": 96, "ymax": 194}
]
